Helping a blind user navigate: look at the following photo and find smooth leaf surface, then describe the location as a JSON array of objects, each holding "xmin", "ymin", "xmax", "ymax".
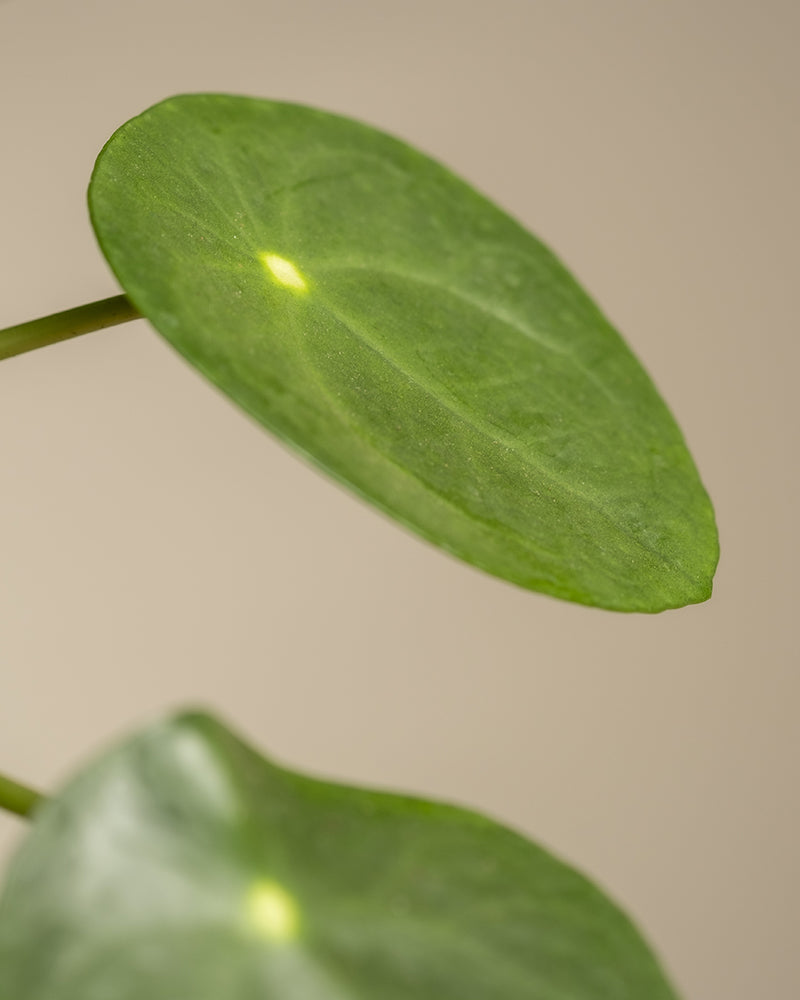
[
  {"xmin": 0, "ymin": 712, "xmax": 680, "ymax": 999},
  {"xmin": 88, "ymin": 94, "xmax": 717, "ymax": 611}
]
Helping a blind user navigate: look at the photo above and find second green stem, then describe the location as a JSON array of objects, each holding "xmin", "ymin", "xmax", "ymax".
[{"xmin": 0, "ymin": 772, "xmax": 43, "ymax": 820}]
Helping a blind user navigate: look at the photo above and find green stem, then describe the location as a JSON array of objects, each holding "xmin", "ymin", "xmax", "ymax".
[
  {"xmin": 0, "ymin": 295, "xmax": 141, "ymax": 361},
  {"xmin": 0, "ymin": 771, "xmax": 43, "ymax": 820}
]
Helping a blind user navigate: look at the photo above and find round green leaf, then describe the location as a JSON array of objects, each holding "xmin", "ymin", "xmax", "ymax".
[
  {"xmin": 0, "ymin": 712, "xmax": 680, "ymax": 999},
  {"xmin": 88, "ymin": 94, "xmax": 717, "ymax": 611}
]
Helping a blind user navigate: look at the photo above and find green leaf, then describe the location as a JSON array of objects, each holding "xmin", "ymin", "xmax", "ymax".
[
  {"xmin": 88, "ymin": 94, "xmax": 717, "ymax": 611},
  {"xmin": 0, "ymin": 711, "xmax": 680, "ymax": 999}
]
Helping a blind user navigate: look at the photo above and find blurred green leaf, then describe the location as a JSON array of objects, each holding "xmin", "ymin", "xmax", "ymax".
[
  {"xmin": 0, "ymin": 711, "xmax": 679, "ymax": 999},
  {"xmin": 88, "ymin": 94, "xmax": 717, "ymax": 610}
]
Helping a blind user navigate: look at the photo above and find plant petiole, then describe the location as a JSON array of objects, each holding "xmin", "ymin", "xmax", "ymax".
[
  {"xmin": 0, "ymin": 295, "xmax": 141, "ymax": 362},
  {"xmin": 0, "ymin": 772, "xmax": 43, "ymax": 820}
]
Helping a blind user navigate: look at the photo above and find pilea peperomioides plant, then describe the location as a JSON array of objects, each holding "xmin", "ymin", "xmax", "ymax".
[{"xmin": 0, "ymin": 94, "xmax": 718, "ymax": 999}]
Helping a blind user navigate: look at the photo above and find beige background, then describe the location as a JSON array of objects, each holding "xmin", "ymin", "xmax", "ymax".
[{"xmin": 1, "ymin": 1, "xmax": 797, "ymax": 997}]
